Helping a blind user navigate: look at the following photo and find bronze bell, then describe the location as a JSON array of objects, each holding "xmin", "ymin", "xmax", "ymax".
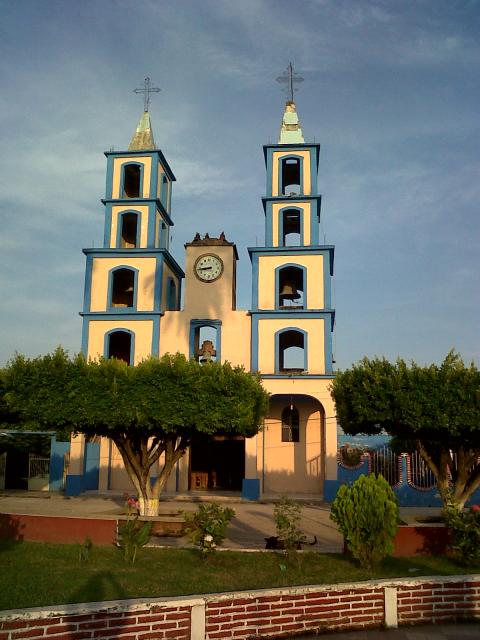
[{"xmin": 279, "ymin": 282, "xmax": 301, "ymax": 301}]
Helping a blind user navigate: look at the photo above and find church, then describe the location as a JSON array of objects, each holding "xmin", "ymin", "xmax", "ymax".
[{"xmin": 67, "ymin": 78, "xmax": 338, "ymax": 500}]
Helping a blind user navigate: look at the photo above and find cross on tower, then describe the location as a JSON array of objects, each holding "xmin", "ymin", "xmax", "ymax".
[
  {"xmin": 276, "ymin": 62, "xmax": 304, "ymax": 103},
  {"xmin": 133, "ymin": 77, "xmax": 161, "ymax": 112}
]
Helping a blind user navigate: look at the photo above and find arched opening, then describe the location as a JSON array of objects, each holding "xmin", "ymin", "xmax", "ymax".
[
  {"xmin": 111, "ymin": 268, "xmax": 135, "ymax": 308},
  {"xmin": 281, "ymin": 406, "xmax": 300, "ymax": 442},
  {"xmin": 282, "ymin": 209, "xmax": 301, "ymax": 246},
  {"xmin": 281, "ymin": 157, "xmax": 301, "ymax": 195},
  {"xmin": 278, "ymin": 329, "xmax": 306, "ymax": 372},
  {"xmin": 107, "ymin": 331, "xmax": 132, "ymax": 365},
  {"xmin": 120, "ymin": 213, "xmax": 138, "ymax": 248},
  {"xmin": 159, "ymin": 222, "xmax": 168, "ymax": 249},
  {"xmin": 193, "ymin": 325, "xmax": 218, "ymax": 364},
  {"xmin": 122, "ymin": 164, "xmax": 141, "ymax": 198},
  {"xmin": 166, "ymin": 278, "xmax": 177, "ymax": 310},
  {"xmin": 278, "ymin": 265, "xmax": 304, "ymax": 309}
]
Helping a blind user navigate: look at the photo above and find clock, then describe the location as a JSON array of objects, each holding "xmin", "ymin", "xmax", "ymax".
[{"xmin": 194, "ymin": 253, "xmax": 224, "ymax": 282}]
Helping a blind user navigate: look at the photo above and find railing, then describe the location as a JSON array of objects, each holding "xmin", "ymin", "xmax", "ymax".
[
  {"xmin": 407, "ymin": 451, "xmax": 436, "ymax": 490},
  {"xmin": 28, "ymin": 456, "xmax": 50, "ymax": 479},
  {"xmin": 368, "ymin": 445, "xmax": 402, "ymax": 487}
]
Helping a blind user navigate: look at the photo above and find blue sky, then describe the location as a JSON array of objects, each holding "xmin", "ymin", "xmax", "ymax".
[{"xmin": 0, "ymin": 0, "xmax": 478, "ymax": 370}]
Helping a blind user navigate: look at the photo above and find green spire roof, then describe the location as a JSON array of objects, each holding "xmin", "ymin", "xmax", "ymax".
[
  {"xmin": 279, "ymin": 101, "xmax": 304, "ymax": 144},
  {"xmin": 128, "ymin": 111, "xmax": 156, "ymax": 151}
]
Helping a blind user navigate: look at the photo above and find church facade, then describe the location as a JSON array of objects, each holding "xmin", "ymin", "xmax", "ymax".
[{"xmin": 68, "ymin": 96, "xmax": 338, "ymax": 499}]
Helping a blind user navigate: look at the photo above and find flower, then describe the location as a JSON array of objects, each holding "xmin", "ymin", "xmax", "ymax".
[
  {"xmin": 204, "ymin": 534, "xmax": 213, "ymax": 543},
  {"xmin": 471, "ymin": 505, "xmax": 480, "ymax": 513}
]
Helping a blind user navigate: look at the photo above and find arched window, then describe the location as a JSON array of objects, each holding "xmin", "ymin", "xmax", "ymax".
[
  {"xmin": 281, "ymin": 406, "xmax": 300, "ymax": 442},
  {"xmin": 190, "ymin": 320, "xmax": 222, "ymax": 364},
  {"xmin": 281, "ymin": 157, "xmax": 301, "ymax": 195},
  {"xmin": 107, "ymin": 330, "xmax": 132, "ymax": 365},
  {"xmin": 110, "ymin": 268, "xmax": 135, "ymax": 308},
  {"xmin": 119, "ymin": 212, "xmax": 138, "ymax": 248},
  {"xmin": 277, "ymin": 265, "xmax": 305, "ymax": 309},
  {"xmin": 281, "ymin": 209, "xmax": 301, "ymax": 246},
  {"xmin": 122, "ymin": 164, "xmax": 142, "ymax": 198},
  {"xmin": 277, "ymin": 329, "xmax": 306, "ymax": 373},
  {"xmin": 167, "ymin": 278, "xmax": 177, "ymax": 310}
]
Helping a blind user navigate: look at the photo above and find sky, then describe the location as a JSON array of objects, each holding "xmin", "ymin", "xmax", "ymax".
[{"xmin": 0, "ymin": 0, "xmax": 479, "ymax": 371}]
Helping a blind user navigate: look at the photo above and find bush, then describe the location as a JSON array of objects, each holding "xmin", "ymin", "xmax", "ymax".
[
  {"xmin": 273, "ymin": 496, "xmax": 305, "ymax": 557},
  {"xmin": 444, "ymin": 505, "xmax": 480, "ymax": 565},
  {"xmin": 330, "ymin": 474, "xmax": 398, "ymax": 571},
  {"xmin": 184, "ymin": 503, "xmax": 235, "ymax": 556}
]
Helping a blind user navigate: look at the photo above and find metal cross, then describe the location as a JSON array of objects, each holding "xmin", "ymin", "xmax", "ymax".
[
  {"xmin": 276, "ymin": 62, "xmax": 304, "ymax": 103},
  {"xmin": 133, "ymin": 77, "xmax": 161, "ymax": 112}
]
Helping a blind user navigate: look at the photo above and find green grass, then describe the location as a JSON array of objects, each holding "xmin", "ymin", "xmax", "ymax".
[{"xmin": 1, "ymin": 540, "xmax": 479, "ymax": 611}]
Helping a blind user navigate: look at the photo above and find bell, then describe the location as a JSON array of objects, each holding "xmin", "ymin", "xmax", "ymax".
[
  {"xmin": 198, "ymin": 339, "xmax": 216, "ymax": 363},
  {"xmin": 279, "ymin": 282, "xmax": 300, "ymax": 301}
]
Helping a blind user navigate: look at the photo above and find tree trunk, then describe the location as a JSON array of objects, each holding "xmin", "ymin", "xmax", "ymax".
[{"xmin": 114, "ymin": 434, "xmax": 189, "ymax": 517}]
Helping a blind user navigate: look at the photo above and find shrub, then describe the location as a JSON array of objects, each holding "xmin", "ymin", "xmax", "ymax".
[
  {"xmin": 444, "ymin": 505, "xmax": 480, "ymax": 565},
  {"xmin": 273, "ymin": 496, "xmax": 305, "ymax": 557},
  {"xmin": 330, "ymin": 474, "xmax": 398, "ymax": 571},
  {"xmin": 118, "ymin": 517, "xmax": 152, "ymax": 564},
  {"xmin": 184, "ymin": 503, "xmax": 235, "ymax": 556}
]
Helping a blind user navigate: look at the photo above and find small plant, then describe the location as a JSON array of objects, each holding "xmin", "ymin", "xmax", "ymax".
[
  {"xmin": 273, "ymin": 496, "xmax": 305, "ymax": 558},
  {"xmin": 330, "ymin": 474, "xmax": 398, "ymax": 571},
  {"xmin": 184, "ymin": 503, "xmax": 235, "ymax": 556},
  {"xmin": 443, "ymin": 505, "xmax": 480, "ymax": 566},
  {"xmin": 78, "ymin": 537, "xmax": 92, "ymax": 563},
  {"xmin": 117, "ymin": 493, "xmax": 152, "ymax": 564}
]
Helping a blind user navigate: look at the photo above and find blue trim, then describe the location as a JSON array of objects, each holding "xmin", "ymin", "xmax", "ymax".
[
  {"xmin": 261, "ymin": 374, "xmax": 335, "ymax": 380},
  {"xmin": 104, "ymin": 149, "xmax": 176, "ymax": 183},
  {"xmin": 103, "ymin": 203, "xmax": 113, "ymax": 248},
  {"xmin": 262, "ymin": 195, "xmax": 322, "ymax": 215},
  {"xmin": 105, "ymin": 156, "xmax": 114, "ymax": 200},
  {"xmin": 242, "ymin": 478, "xmax": 260, "ymax": 501},
  {"xmin": 115, "ymin": 210, "xmax": 142, "ymax": 248},
  {"xmin": 147, "ymin": 201, "xmax": 156, "ymax": 249},
  {"xmin": 119, "ymin": 162, "xmax": 145, "ymax": 199},
  {"xmin": 107, "ymin": 265, "xmax": 139, "ymax": 311},
  {"xmin": 324, "ymin": 317, "xmax": 333, "ymax": 375},
  {"xmin": 65, "ymin": 474, "xmax": 83, "ymax": 497},
  {"xmin": 278, "ymin": 154, "xmax": 304, "ymax": 197},
  {"xmin": 251, "ymin": 253, "xmax": 259, "ymax": 310},
  {"xmin": 324, "ymin": 251, "xmax": 332, "ymax": 308},
  {"xmin": 104, "ymin": 328, "xmax": 136, "ymax": 364},
  {"xmin": 189, "ymin": 319, "xmax": 222, "ymax": 362},
  {"xmin": 166, "ymin": 277, "xmax": 178, "ymax": 310},
  {"xmin": 150, "ymin": 156, "xmax": 159, "ymax": 199},
  {"xmin": 49, "ymin": 438, "xmax": 70, "ymax": 491},
  {"xmin": 274, "ymin": 263, "xmax": 307, "ymax": 309},
  {"xmin": 251, "ymin": 312, "xmax": 259, "ymax": 372},
  {"xmin": 151, "ymin": 315, "xmax": 160, "ymax": 357},
  {"xmin": 101, "ymin": 199, "xmax": 174, "ymax": 228},
  {"xmin": 323, "ymin": 479, "xmax": 340, "ymax": 503},
  {"xmin": 80, "ymin": 312, "xmax": 163, "ymax": 319},
  {"xmin": 263, "ymin": 143, "xmax": 321, "ymax": 167},
  {"xmin": 274, "ymin": 327, "xmax": 308, "ymax": 373},
  {"xmin": 154, "ymin": 257, "xmax": 164, "ymax": 311},
  {"xmin": 82, "ymin": 254, "xmax": 93, "ymax": 314},
  {"xmin": 82, "ymin": 248, "xmax": 185, "ymax": 279},
  {"xmin": 81, "ymin": 318, "xmax": 90, "ymax": 356},
  {"xmin": 278, "ymin": 206, "xmax": 304, "ymax": 247}
]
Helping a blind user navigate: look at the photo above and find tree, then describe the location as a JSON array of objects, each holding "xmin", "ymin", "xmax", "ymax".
[
  {"xmin": 2, "ymin": 349, "xmax": 270, "ymax": 515},
  {"xmin": 331, "ymin": 352, "xmax": 480, "ymax": 511}
]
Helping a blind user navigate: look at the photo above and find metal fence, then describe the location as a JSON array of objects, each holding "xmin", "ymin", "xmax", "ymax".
[
  {"xmin": 368, "ymin": 446, "xmax": 401, "ymax": 487},
  {"xmin": 28, "ymin": 455, "xmax": 50, "ymax": 479},
  {"xmin": 408, "ymin": 451, "xmax": 436, "ymax": 490}
]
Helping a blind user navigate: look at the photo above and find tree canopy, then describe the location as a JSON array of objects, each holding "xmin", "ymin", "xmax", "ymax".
[
  {"xmin": 331, "ymin": 352, "xmax": 480, "ymax": 509},
  {"xmin": 2, "ymin": 349, "xmax": 270, "ymax": 514}
]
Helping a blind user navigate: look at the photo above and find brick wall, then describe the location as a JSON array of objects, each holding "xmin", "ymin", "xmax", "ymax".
[{"xmin": 0, "ymin": 576, "xmax": 478, "ymax": 640}]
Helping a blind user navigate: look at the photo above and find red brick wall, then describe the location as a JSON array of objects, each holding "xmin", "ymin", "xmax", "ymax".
[
  {"xmin": 397, "ymin": 580, "xmax": 480, "ymax": 625},
  {"xmin": 0, "ymin": 577, "xmax": 478, "ymax": 640}
]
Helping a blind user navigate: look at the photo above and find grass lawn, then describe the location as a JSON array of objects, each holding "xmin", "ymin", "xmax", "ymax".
[{"xmin": 1, "ymin": 540, "xmax": 479, "ymax": 611}]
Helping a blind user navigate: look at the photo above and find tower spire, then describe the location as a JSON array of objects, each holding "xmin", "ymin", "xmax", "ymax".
[
  {"xmin": 276, "ymin": 63, "xmax": 305, "ymax": 144},
  {"xmin": 128, "ymin": 77, "xmax": 161, "ymax": 151}
]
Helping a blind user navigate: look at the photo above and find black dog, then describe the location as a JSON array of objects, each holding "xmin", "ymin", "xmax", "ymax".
[{"xmin": 265, "ymin": 535, "xmax": 317, "ymax": 550}]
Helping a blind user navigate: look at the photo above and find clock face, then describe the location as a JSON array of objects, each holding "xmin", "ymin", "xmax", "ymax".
[{"xmin": 194, "ymin": 254, "xmax": 224, "ymax": 282}]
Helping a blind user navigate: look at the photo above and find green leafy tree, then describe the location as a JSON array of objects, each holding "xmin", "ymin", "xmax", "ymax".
[
  {"xmin": 2, "ymin": 349, "xmax": 270, "ymax": 516},
  {"xmin": 331, "ymin": 352, "xmax": 480, "ymax": 511}
]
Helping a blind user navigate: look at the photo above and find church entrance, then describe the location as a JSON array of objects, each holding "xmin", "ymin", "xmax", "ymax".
[{"xmin": 189, "ymin": 435, "xmax": 245, "ymax": 492}]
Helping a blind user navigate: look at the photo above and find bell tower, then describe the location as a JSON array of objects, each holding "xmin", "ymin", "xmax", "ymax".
[
  {"xmin": 80, "ymin": 80, "xmax": 184, "ymax": 365},
  {"xmin": 249, "ymin": 98, "xmax": 335, "ymax": 376}
]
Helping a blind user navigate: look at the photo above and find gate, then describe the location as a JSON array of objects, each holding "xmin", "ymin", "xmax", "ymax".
[{"xmin": 28, "ymin": 455, "xmax": 50, "ymax": 491}]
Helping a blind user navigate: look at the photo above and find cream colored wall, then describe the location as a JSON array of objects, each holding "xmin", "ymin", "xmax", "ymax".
[
  {"xmin": 87, "ymin": 319, "xmax": 153, "ymax": 365},
  {"xmin": 271, "ymin": 202, "xmax": 311, "ymax": 247},
  {"xmin": 257, "ymin": 317, "xmax": 325, "ymax": 374},
  {"xmin": 112, "ymin": 156, "xmax": 152, "ymax": 199},
  {"xmin": 257, "ymin": 254, "xmax": 324, "ymax": 310},
  {"xmin": 183, "ymin": 245, "xmax": 236, "ymax": 316},
  {"xmin": 109, "ymin": 205, "xmax": 149, "ymax": 248},
  {"xmin": 271, "ymin": 150, "xmax": 311, "ymax": 197},
  {"xmin": 160, "ymin": 309, "xmax": 250, "ymax": 368},
  {"xmin": 90, "ymin": 257, "xmax": 157, "ymax": 312}
]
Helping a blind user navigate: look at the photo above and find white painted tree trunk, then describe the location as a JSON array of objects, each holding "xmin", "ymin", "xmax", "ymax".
[{"xmin": 138, "ymin": 497, "xmax": 159, "ymax": 517}]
